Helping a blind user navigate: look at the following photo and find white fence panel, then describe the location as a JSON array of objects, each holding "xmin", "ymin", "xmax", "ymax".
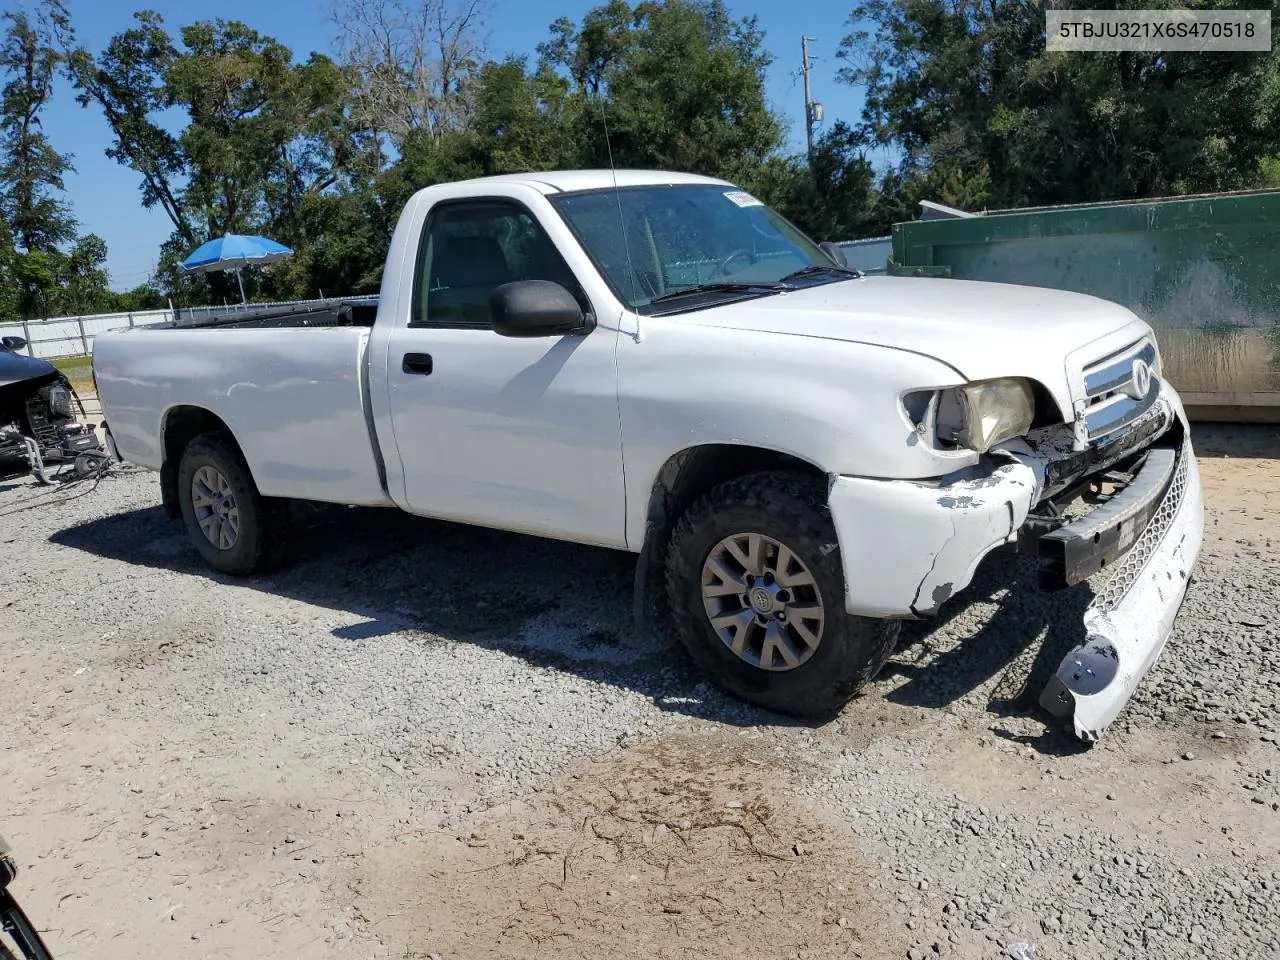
[
  {"xmin": 0, "ymin": 298, "xmax": 339, "ymax": 360},
  {"xmin": 0, "ymin": 308, "xmax": 174, "ymax": 359}
]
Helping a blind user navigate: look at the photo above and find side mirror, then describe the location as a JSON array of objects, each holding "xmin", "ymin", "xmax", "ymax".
[
  {"xmin": 819, "ymin": 241, "xmax": 848, "ymax": 268},
  {"xmin": 490, "ymin": 280, "xmax": 594, "ymax": 338},
  {"xmin": 1, "ymin": 335, "xmax": 26, "ymax": 352}
]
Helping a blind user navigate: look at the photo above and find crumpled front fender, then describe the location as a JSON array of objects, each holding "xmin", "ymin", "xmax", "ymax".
[{"xmin": 828, "ymin": 456, "xmax": 1046, "ymax": 618}]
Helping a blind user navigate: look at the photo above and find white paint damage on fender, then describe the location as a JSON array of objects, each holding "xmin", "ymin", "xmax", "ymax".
[{"xmin": 828, "ymin": 455, "xmax": 1046, "ymax": 619}]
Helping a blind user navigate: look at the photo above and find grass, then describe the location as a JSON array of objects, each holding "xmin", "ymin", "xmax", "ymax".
[{"xmin": 51, "ymin": 354, "xmax": 95, "ymax": 395}]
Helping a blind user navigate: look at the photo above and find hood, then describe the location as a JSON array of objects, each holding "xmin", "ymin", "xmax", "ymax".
[
  {"xmin": 681, "ymin": 275, "xmax": 1149, "ymax": 391},
  {"xmin": 0, "ymin": 346, "xmax": 58, "ymax": 390}
]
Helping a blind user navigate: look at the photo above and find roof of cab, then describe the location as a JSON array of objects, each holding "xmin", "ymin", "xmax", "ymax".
[{"xmin": 442, "ymin": 169, "xmax": 734, "ymax": 193}]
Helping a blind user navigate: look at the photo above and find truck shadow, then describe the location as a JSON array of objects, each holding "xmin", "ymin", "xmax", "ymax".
[
  {"xmin": 1191, "ymin": 422, "xmax": 1280, "ymax": 459},
  {"xmin": 51, "ymin": 501, "xmax": 777, "ymax": 727},
  {"xmin": 51, "ymin": 498, "xmax": 1092, "ymax": 743},
  {"xmin": 885, "ymin": 549, "xmax": 1095, "ymax": 756},
  {"xmin": 0, "ymin": 455, "xmax": 36, "ymax": 489}
]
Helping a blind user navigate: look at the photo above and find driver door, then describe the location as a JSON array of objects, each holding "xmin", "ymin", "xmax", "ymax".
[{"xmin": 382, "ymin": 198, "xmax": 627, "ymax": 548}]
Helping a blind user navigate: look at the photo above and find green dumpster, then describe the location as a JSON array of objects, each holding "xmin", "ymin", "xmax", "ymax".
[{"xmin": 890, "ymin": 189, "xmax": 1280, "ymax": 421}]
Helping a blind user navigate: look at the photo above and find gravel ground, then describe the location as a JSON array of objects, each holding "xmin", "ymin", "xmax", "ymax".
[{"xmin": 0, "ymin": 424, "xmax": 1276, "ymax": 959}]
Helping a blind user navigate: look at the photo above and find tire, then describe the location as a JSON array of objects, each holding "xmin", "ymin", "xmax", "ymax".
[
  {"xmin": 177, "ymin": 432, "xmax": 288, "ymax": 576},
  {"xmin": 664, "ymin": 471, "xmax": 899, "ymax": 718}
]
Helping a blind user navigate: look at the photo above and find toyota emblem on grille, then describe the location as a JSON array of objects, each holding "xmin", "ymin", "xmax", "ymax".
[{"xmin": 1129, "ymin": 359, "xmax": 1152, "ymax": 399}]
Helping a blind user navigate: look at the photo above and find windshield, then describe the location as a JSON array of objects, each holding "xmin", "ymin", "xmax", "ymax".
[{"xmin": 549, "ymin": 184, "xmax": 838, "ymax": 313}]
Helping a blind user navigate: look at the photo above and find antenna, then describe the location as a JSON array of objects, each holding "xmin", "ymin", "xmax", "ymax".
[{"xmin": 597, "ymin": 97, "xmax": 642, "ymax": 343}]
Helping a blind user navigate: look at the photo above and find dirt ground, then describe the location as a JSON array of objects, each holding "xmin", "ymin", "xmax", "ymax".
[
  {"xmin": 1, "ymin": 424, "xmax": 1277, "ymax": 960},
  {"xmin": 1192, "ymin": 423, "xmax": 1279, "ymax": 551},
  {"xmin": 355, "ymin": 740, "xmax": 899, "ymax": 960}
]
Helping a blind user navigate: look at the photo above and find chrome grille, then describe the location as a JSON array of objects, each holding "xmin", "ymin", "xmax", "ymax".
[
  {"xmin": 1080, "ymin": 338, "xmax": 1160, "ymax": 441},
  {"xmin": 1090, "ymin": 441, "xmax": 1189, "ymax": 613}
]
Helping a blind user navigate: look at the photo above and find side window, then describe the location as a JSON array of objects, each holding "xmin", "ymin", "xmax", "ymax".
[{"xmin": 412, "ymin": 200, "xmax": 588, "ymax": 329}]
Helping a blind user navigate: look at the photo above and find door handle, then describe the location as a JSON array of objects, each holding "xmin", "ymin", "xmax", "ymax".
[{"xmin": 402, "ymin": 352, "xmax": 433, "ymax": 375}]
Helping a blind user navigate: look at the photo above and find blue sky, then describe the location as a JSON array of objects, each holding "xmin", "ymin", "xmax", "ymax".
[{"xmin": 42, "ymin": 0, "xmax": 869, "ymax": 289}]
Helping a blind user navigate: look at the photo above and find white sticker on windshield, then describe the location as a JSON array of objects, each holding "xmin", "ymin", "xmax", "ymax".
[{"xmin": 723, "ymin": 190, "xmax": 763, "ymax": 208}]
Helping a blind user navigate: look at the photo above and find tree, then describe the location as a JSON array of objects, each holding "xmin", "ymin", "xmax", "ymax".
[
  {"xmin": 66, "ymin": 0, "xmax": 877, "ymax": 305},
  {"xmin": 0, "ymin": 3, "xmax": 119, "ymax": 318},
  {"xmin": 331, "ymin": 0, "xmax": 488, "ymax": 153},
  {"xmin": 469, "ymin": 57, "xmax": 580, "ymax": 171},
  {"xmin": 167, "ymin": 21, "xmax": 355, "ymax": 239},
  {"xmin": 839, "ymin": 0, "xmax": 1280, "ymax": 209},
  {"xmin": 3, "ymin": 232, "xmax": 115, "ymax": 317},
  {"xmin": 540, "ymin": 0, "xmax": 781, "ymax": 174},
  {"xmin": 104, "ymin": 281, "xmax": 165, "ymax": 312},
  {"xmin": 68, "ymin": 13, "xmax": 364, "ymax": 303},
  {"xmin": 0, "ymin": 7, "xmax": 75, "ymax": 252},
  {"xmin": 538, "ymin": 1, "xmax": 633, "ymax": 97},
  {"xmin": 745, "ymin": 122, "xmax": 882, "ymax": 242},
  {"xmin": 0, "ymin": 216, "xmax": 20, "ymax": 317},
  {"xmin": 64, "ymin": 11, "xmax": 191, "ymax": 243}
]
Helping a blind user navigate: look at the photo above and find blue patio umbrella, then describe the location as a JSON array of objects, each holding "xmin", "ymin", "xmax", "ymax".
[{"xmin": 178, "ymin": 234, "xmax": 293, "ymax": 303}]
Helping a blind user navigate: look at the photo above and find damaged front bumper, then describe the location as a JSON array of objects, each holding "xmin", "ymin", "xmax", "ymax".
[
  {"xmin": 1039, "ymin": 438, "xmax": 1202, "ymax": 739},
  {"xmin": 827, "ymin": 383, "xmax": 1203, "ymax": 740}
]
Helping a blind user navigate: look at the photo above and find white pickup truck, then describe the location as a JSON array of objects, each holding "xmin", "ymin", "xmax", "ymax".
[{"xmin": 93, "ymin": 170, "xmax": 1203, "ymax": 740}]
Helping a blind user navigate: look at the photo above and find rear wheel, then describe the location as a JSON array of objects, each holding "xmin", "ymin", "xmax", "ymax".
[
  {"xmin": 665, "ymin": 471, "xmax": 899, "ymax": 717},
  {"xmin": 177, "ymin": 433, "xmax": 288, "ymax": 576}
]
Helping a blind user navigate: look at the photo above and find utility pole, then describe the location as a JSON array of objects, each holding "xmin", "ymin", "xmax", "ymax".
[{"xmin": 800, "ymin": 36, "xmax": 820, "ymax": 174}]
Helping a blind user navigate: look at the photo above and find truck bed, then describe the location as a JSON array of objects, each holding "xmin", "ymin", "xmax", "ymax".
[
  {"xmin": 167, "ymin": 297, "xmax": 380, "ymax": 331},
  {"xmin": 93, "ymin": 321, "xmax": 392, "ymax": 508}
]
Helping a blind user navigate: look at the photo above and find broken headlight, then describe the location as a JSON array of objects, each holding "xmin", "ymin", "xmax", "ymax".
[
  {"xmin": 47, "ymin": 384, "xmax": 73, "ymax": 418},
  {"xmin": 932, "ymin": 378, "xmax": 1035, "ymax": 453}
]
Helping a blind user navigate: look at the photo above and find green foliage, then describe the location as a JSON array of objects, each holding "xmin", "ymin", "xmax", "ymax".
[
  {"xmin": 471, "ymin": 58, "xmax": 580, "ymax": 173},
  {"xmin": 743, "ymin": 122, "xmax": 885, "ymax": 242},
  {"xmin": 541, "ymin": 0, "xmax": 780, "ymax": 172},
  {"xmin": 103, "ymin": 281, "xmax": 165, "ymax": 312},
  {"xmin": 840, "ymin": 0, "xmax": 1280, "ymax": 209},
  {"xmin": 0, "ymin": 8, "xmax": 74, "ymax": 252},
  {"xmin": 1259, "ymin": 155, "xmax": 1280, "ymax": 189},
  {"xmin": 258, "ymin": 188, "xmax": 389, "ymax": 299},
  {"xmin": 0, "ymin": 2, "xmax": 116, "ymax": 319},
  {"xmin": 17, "ymin": 0, "xmax": 1278, "ymax": 318},
  {"xmin": 64, "ymin": 11, "xmax": 189, "ymax": 240},
  {"xmin": 1, "ymin": 229, "xmax": 117, "ymax": 317},
  {"xmin": 41, "ymin": 0, "xmax": 836, "ymax": 308},
  {"xmin": 65, "ymin": 11, "xmax": 364, "ymax": 303}
]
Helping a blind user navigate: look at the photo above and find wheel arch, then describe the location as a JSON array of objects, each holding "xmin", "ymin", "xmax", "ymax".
[
  {"xmin": 631, "ymin": 442, "xmax": 830, "ymax": 631},
  {"xmin": 158, "ymin": 405, "xmax": 246, "ymax": 520}
]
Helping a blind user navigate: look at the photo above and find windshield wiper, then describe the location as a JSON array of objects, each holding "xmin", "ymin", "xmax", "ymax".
[
  {"xmin": 647, "ymin": 281, "xmax": 789, "ymax": 306},
  {"xmin": 779, "ymin": 264, "xmax": 863, "ymax": 282}
]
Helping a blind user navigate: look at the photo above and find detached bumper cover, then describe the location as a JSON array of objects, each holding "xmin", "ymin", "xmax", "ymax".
[{"xmin": 1039, "ymin": 438, "xmax": 1203, "ymax": 740}]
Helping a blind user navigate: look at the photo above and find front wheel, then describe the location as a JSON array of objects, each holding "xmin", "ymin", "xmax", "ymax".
[
  {"xmin": 664, "ymin": 471, "xmax": 899, "ymax": 717},
  {"xmin": 177, "ymin": 432, "xmax": 288, "ymax": 576}
]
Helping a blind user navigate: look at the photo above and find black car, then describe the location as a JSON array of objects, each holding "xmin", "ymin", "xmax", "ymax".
[
  {"xmin": 1, "ymin": 833, "xmax": 54, "ymax": 959},
  {"xmin": 0, "ymin": 335, "xmax": 102, "ymax": 477}
]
